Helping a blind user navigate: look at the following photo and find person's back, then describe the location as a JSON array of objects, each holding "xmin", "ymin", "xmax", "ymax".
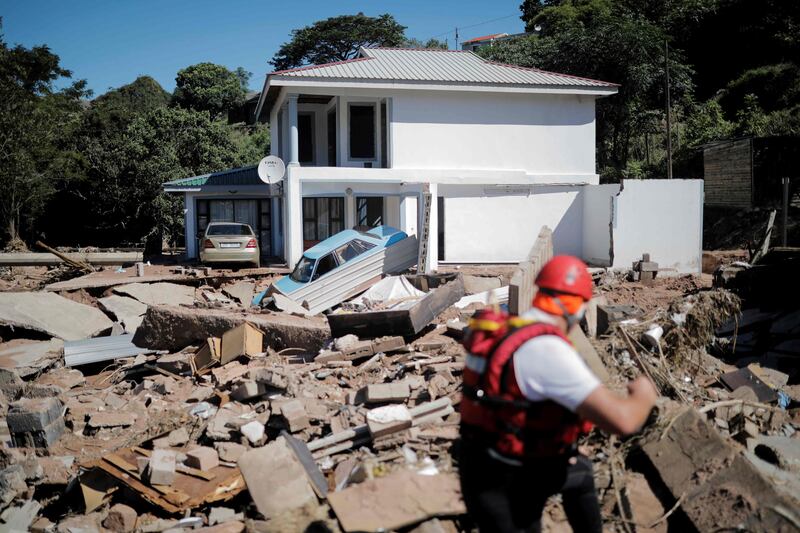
[{"xmin": 459, "ymin": 256, "xmax": 658, "ymax": 532}]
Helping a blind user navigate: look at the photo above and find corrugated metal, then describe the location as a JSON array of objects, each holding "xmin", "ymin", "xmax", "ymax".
[
  {"xmin": 272, "ymin": 48, "xmax": 615, "ymax": 88},
  {"xmin": 163, "ymin": 166, "xmax": 261, "ymax": 188},
  {"xmin": 277, "ymin": 236, "xmax": 419, "ymax": 315},
  {"xmin": 64, "ymin": 334, "xmax": 154, "ymax": 367}
]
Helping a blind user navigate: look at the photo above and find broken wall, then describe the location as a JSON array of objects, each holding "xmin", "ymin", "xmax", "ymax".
[
  {"xmin": 581, "ymin": 183, "xmax": 618, "ymax": 266},
  {"xmin": 610, "ymin": 179, "xmax": 703, "ymax": 273}
]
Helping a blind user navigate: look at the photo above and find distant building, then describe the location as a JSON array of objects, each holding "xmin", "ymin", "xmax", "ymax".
[
  {"xmin": 460, "ymin": 32, "xmax": 526, "ymax": 52},
  {"xmin": 702, "ymin": 136, "xmax": 799, "ymax": 208}
]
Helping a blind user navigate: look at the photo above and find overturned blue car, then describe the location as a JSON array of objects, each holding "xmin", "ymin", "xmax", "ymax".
[{"xmin": 253, "ymin": 226, "xmax": 418, "ymax": 313}]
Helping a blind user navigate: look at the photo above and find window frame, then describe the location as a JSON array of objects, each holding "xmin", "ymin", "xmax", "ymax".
[
  {"xmin": 302, "ymin": 197, "xmax": 345, "ymax": 242},
  {"xmin": 347, "ymin": 102, "xmax": 377, "ymax": 161},
  {"xmin": 298, "ymin": 111, "xmax": 315, "ymax": 165}
]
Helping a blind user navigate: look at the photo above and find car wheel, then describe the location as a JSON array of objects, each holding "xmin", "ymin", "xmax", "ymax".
[{"xmin": 253, "ymin": 259, "xmax": 261, "ymax": 268}]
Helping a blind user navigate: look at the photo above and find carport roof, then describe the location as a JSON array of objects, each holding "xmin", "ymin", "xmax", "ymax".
[{"xmin": 163, "ymin": 165, "xmax": 277, "ymax": 192}]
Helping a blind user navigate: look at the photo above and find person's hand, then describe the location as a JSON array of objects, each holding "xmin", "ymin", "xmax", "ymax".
[{"xmin": 627, "ymin": 376, "xmax": 658, "ymax": 406}]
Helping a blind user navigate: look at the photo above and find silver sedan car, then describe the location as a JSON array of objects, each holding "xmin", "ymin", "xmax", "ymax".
[{"xmin": 200, "ymin": 222, "xmax": 261, "ymax": 268}]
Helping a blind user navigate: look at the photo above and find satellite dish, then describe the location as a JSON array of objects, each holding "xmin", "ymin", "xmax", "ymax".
[{"xmin": 257, "ymin": 156, "xmax": 286, "ymax": 185}]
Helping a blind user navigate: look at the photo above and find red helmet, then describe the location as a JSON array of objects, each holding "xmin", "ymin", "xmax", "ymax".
[{"xmin": 535, "ymin": 255, "xmax": 593, "ymax": 301}]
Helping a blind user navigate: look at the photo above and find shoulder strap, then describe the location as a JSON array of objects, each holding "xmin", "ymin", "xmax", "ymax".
[{"xmin": 482, "ymin": 321, "xmax": 565, "ymax": 396}]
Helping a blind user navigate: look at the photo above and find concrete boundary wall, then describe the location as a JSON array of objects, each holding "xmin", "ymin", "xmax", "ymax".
[
  {"xmin": 610, "ymin": 179, "xmax": 703, "ymax": 273},
  {"xmin": 509, "ymin": 226, "xmax": 553, "ymax": 315}
]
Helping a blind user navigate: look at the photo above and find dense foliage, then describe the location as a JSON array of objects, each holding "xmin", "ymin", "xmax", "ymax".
[
  {"xmin": 495, "ymin": 0, "xmax": 800, "ymax": 180},
  {"xmin": 0, "ymin": 20, "xmax": 268, "ymax": 249},
  {"xmin": 270, "ymin": 13, "xmax": 406, "ymax": 71}
]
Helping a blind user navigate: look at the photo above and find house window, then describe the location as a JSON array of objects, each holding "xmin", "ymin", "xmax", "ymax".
[
  {"xmin": 356, "ymin": 197, "xmax": 383, "ymax": 228},
  {"xmin": 380, "ymin": 101, "xmax": 388, "ymax": 168},
  {"xmin": 327, "ymin": 110, "xmax": 337, "ymax": 166},
  {"xmin": 437, "ymin": 196, "xmax": 445, "ymax": 261},
  {"xmin": 349, "ymin": 104, "xmax": 375, "ymax": 159},
  {"xmin": 302, "ymin": 197, "xmax": 344, "ymax": 244},
  {"xmin": 298, "ymin": 113, "xmax": 314, "ymax": 164}
]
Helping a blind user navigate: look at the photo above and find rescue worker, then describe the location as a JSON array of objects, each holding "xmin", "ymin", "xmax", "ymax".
[{"xmin": 459, "ymin": 255, "xmax": 658, "ymax": 533}]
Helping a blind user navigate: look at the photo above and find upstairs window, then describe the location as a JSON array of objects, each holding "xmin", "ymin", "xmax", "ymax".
[{"xmin": 349, "ymin": 104, "xmax": 375, "ymax": 159}]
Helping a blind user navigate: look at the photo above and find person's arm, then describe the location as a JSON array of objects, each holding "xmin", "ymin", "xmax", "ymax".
[{"xmin": 575, "ymin": 376, "xmax": 658, "ymax": 436}]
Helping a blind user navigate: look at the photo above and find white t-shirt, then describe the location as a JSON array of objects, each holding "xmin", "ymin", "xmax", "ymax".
[{"xmin": 512, "ymin": 308, "xmax": 601, "ymax": 412}]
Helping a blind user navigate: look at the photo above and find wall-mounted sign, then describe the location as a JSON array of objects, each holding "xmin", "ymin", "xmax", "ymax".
[{"xmin": 257, "ymin": 156, "xmax": 286, "ymax": 185}]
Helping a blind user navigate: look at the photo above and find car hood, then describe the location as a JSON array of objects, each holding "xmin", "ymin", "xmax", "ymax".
[{"xmin": 272, "ymin": 275, "xmax": 304, "ymax": 296}]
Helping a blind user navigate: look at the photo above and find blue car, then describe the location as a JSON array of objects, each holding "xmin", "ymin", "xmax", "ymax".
[{"xmin": 253, "ymin": 226, "xmax": 409, "ymax": 305}]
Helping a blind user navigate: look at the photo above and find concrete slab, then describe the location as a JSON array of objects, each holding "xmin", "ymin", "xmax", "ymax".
[
  {"xmin": 0, "ymin": 338, "xmax": 63, "ymax": 378},
  {"xmin": 133, "ymin": 305, "xmax": 330, "ymax": 353},
  {"xmin": 222, "ymin": 281, "xmax": 255, "ymax": 307},
  {"xmin": 0, "ymin": 292, "xmax": 113, "ymax": 340},
  {"xmin": 114, "ymin": 282, "xmax": 196, "ymax": 307},
  {"xmin": 237, "ymin": 436, "xmax": 317, "ymax": 518},
  {"xmin": 97, "ymin": 295, "xmax": 148, "ymax": 334},
  {"xmin": 642, "ymin": 408, "xmax": 798, "ymax": 531},
  {"xmin": 328, "ymin": 470, "xmax": 465, "ymax": 532}
]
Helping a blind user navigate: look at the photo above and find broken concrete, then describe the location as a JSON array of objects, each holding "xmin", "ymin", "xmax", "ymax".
[
  {"xmin": 237, "ymin": 436, "xmax": 317, "ymax": 518},
  {"xmin": 0, "ymin": 292, "xmax": 113, "ymax": 340},
  {"xmin": 97, "ymin": 295, "xmax": 148, "ymax": 334},
  {"xmin": 364, "ymin": 382, "xmax": 411, "ymax": 404},
  {"xmin": 596, "ymin": 304, "xmax": 644, "ymax": 335},
  {"xmin": 148, "ymin": 449, "xmax": 177, "ymax": 486},
  {"xmin": 7, "ymin": 397, "xmax": 65, "ymax": 448},
  {"xmin": 0, "ymin": 338, "xmax": 62, "ymax": 378},
  {"xmin": 328, "ymin": 470, "xmax": 466, "ymax": 532},
  {"xmin": 185, "ymin": 447, "xmax": 219, "ymax": 471},
  {"xmin": 133, "ymin": 305, "xmax": 330, "ymax": 353},
  {"xmin": 103, "ymin": 503, "xmax": 137, "ymax": 532},
  {"xmin": 642, "ymin": 408, "xmax": 797, "ymax": 531},
  {"xmin": 114, "ymin": 282, "xmax": 196, "ymax": 307},
  {"xmin": 223, "ymin": 281, "xmax": 256, "ymax": 307}
]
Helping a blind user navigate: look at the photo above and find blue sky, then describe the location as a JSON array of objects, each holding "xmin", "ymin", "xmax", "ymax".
[{"xmin": 1, "ymin": 0, "xmax": 525, "ymax": 97}]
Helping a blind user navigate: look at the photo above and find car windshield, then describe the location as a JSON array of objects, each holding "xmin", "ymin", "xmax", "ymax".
[
  {"xmin": 207, "ymin": 224, "xmax": 253, "ymax": 236},
  {"xmin": 290, "ymin": 255, "xmax": 316, "ymax": 283}
]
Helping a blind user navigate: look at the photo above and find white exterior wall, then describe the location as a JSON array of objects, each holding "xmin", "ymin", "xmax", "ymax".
[
  {"xmin": 581, "ymin": 184, "xmax": 618, "ymax": 266},
  {"xmin": 610, "ymin": 179, "xmax": 703, "ymax": 273},
  {"xmin": 439, "ymin": 184, "xmax": 583, "ymax": 262},
  {"xmin": 391, "ymin": 91, "xmax": 597, "ymax": 178}
]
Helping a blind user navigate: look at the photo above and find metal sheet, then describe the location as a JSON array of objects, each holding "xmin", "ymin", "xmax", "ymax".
[
  {"xmin": 273, "ymin": 48, "xmax": 616, "ymax": 88},
  {"xmin": 64, "ymin": 334, "xmax": 154, "ymax": 367}
]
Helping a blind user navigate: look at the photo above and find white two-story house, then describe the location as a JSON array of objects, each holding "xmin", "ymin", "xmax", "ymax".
[{"xmin": 164, "ymin": 47, "xmax": 704, "ymax": 273}]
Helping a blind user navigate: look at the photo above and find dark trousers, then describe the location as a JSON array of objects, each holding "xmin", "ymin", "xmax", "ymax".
[{"xmin": 459, "ymin": 440, "xmax": 602, "ymax": 533}]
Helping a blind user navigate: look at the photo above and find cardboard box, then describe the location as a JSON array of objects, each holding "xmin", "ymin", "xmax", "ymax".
[{"xmin": 220, "ymin": 322, "xmax": 263, "ymax": 365}]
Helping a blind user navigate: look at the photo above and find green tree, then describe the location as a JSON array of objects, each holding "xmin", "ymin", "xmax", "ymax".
[
  {"xmin": 234, "ymin": 67, "xmax": 252, "ymax": 92},
  {"xmin": 403, "ymin": 37, "xmax": 448, "ymax": 49},
  {"xmin": 270, "ymin": 13, "xmax": 406, "ymax": 71},
  {"xmin": 0, "ymin": 22, "xmax": 89, "ymax": 243},
  {"xmin": 735, "ymin": 94, "xmax": 769, "ymax": 137},
  {"xmin": 684, "ymin": 100, "xmax": 733, "ymax": 147},
  {"xmin": 117, "ymin": 107, "xmax": 242, "ymax": 250},
  {"xmin": 84, "ymin": 75, "xmax": 169, "ymax": 134},
  {"xmin": 484, "ymin": 2, "xmax": 693, "ymax": 176},
  {"xmin": 173, "ymin": 62, "xmax": 246, "ymax": 118}
]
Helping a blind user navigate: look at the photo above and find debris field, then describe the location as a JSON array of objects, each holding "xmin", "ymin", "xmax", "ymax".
[{"xmin": 0, "ymin": 252, "xmax": 798, "ymax": 533}]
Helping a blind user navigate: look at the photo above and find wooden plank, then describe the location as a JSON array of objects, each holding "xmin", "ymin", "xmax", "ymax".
[{"xmin": 87, "ymin": 447, "xmax": 245, "ymax": 514}]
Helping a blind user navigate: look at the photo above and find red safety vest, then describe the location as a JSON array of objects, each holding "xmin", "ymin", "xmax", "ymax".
[{"xmin": 460, "ymin": 309, "xmax": 593, "ymax": 459}]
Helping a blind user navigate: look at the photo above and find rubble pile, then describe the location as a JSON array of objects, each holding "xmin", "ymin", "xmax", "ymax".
[{"xmin": 0, "ymin": 257, "xmax": 797, "ymax": 532}]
